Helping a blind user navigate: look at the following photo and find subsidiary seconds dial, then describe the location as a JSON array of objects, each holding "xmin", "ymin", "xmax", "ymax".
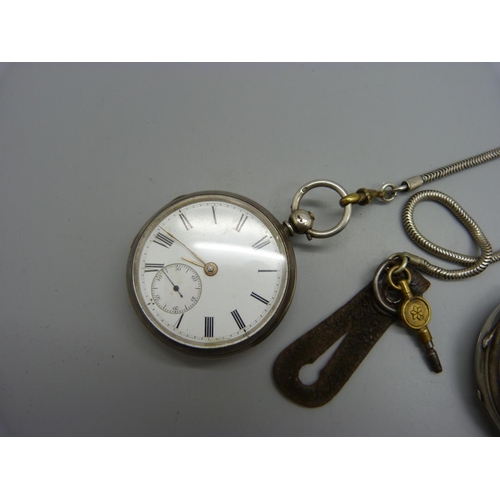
[
  {"xmin": 151, "ymin": 263, "xmax": 202, "ymax": 314},
  {"xmin": 127, "ymin": 191, "xmax": 296, "ymax": 356}
]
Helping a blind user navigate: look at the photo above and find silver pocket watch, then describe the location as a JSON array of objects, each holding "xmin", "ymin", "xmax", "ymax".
[
  {"xmin": 127, "ymin": 147, "xmax": 500, "ymax": 363},
  {"xmin": 127, "ymin": 182, "xmax": 351, "ymax": 356}
]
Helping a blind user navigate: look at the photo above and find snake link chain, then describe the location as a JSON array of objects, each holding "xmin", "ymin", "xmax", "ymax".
[
  {"xmin": 400, "ymin": 190, "xmax": 496, "ymax": 280},
  {"xmin": 342, "ymin": 146, "xmax": 500, "ymax": 281},
  {"xmin": 418, "ymin": 147, "xmax": 500, "ymax": 185}
]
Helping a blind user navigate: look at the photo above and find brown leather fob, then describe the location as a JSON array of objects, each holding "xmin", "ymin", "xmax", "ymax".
[{"xmin": 273, "ymin": 267, "xmax": 431, "ymax": 408}]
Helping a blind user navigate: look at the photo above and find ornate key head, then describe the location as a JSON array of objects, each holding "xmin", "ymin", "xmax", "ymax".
[
  {"xmin": 400, "ymin": 296, "xmax": 432, "ymax": 331},
  {"xmin": 387, "ymin": 266, "xmax": 433, "ymax": 331}
]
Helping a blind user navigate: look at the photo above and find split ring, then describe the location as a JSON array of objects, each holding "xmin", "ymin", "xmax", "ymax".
[{"xmin": 373, "ymin": 259, "xmax": 402, "ymax": 315}]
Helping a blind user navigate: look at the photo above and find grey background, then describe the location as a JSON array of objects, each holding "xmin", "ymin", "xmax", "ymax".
[{"xmin": 1, "ymin": 62, "xmax": 499, "ymax": 436}]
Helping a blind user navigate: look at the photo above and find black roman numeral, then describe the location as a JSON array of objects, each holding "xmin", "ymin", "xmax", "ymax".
[
  {"xmin": 153, "ymin": 232, "xmax": 174, "ymax": 249},
  {"xmin": 231, "ymin": 309, "xmax": 246, "ymax": 330},
  {"xmin": 204, "ymin": 317, "xmax": 214, "ymax": 337},
  {"xmin": 252, "ymin": 236, "xmax": 270, "ymax": 250},
  {"xmin": 212, "ymin": 206, "xmax": 217, "ymax": 224},
  {"xmin": 250, "ymin": 292, "xmax": 269, "ymax": 305},
  {"xmin": 179, "ymin": 213, "xmax": 193, "ymax": 230},
  {"xmin": 175, "ymin": 314, "xmax": 184, "ymax": 329},
  {"xmin": 144, "ymin": 263, "xmax": 164, "ymax": 272},
  {"xmin": 258, "ymin": 269, "xmax": 277, "ymax": 273},
  {"xmin": 235, "ymin": 214, "xmax": 248, "ymax": 232}
]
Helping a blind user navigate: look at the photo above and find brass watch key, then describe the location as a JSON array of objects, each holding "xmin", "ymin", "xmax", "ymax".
[{"xmin": 388, "ymin": 267, "xmax": 443, "ymax": 373}]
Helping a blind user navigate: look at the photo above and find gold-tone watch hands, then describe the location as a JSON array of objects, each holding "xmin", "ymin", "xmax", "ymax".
[
  {"xmin": 160, "ymin": 228, "xmax": 218, "ymax": 277},
  {"xmin": 161, "ymin": 229, "xmax": 207, "ymax": 266},
  {"xmin": 182, "ymin": 257, "xmax": 204, "ymax": 268}
]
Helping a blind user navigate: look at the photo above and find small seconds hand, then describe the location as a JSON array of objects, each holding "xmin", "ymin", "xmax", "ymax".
[{"xmin": 162, "ymin": 268, "xmax": 183, "ymax": 298}]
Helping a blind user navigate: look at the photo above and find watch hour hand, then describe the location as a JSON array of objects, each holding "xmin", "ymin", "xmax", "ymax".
[
  {"xmin": 182, "ymin": 257, "xmax": 204, "ymax": 268},
  {"xmin": 161, "ymin": 229, "xmax": 218, "ymax": 277}
]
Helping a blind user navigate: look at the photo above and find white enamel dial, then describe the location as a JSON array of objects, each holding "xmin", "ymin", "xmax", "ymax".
[{"xmin": 127, "ymin": 192, "xmax": 296, "ymax": 356}]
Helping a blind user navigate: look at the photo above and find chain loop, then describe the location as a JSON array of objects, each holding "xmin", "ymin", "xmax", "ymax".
[
  {"xmin": 378, "ymin": 183, "xmax": 408, "ymax": 202},
  {"xmin": 398, "ymin": 190, "xmax": 498, "ymax": 280},
  {"xmin": 390, "ymin": 255, "xmax": 409, "ymax": 274}
]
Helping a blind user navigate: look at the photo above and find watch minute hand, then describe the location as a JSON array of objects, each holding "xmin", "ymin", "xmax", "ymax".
[{"xmin": 162, "ymin": 229, "xmax": 207, "ymax": 266}]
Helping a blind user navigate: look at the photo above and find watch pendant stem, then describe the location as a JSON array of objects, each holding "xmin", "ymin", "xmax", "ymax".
[{"xmin": 284, "ymin": 209, "xmax": 315, "ymax": 240}]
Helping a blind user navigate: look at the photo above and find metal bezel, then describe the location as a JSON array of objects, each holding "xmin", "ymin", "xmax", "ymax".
[
  {"xmin": 127, "ymin": 191, "xmax": 296, "ymax": 357},
  {"xmin": 475, "ymin": 303, "xmax": 500, "ymax": 431}
]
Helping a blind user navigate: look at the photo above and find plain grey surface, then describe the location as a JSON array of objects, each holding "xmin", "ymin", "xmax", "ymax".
[{"xmin": 1, "ymin": 62, "xmax": 499, "ymax": 436}]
